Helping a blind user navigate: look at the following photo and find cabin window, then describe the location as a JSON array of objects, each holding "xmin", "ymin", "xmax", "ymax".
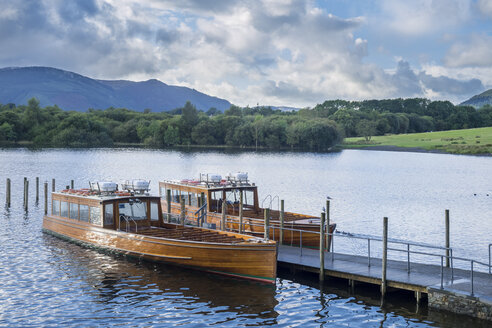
[
  {"xmin": 90, "ymin": 206, "xmax": 101, "ymax": 225},
  {"xmin": 160, "ymin": 187, "xmax": 166, "ymax": 197},
  {"xmin": 172, "ymin": 189, "xmax": 180, "ymax": 203},
  {"xmin": 150, "ymin": 202, "xmax": 159, "ymax": 221},
  {"xmin": 52, "ymin": 200, "xmax": 60, "ymax": 216},
  {"xmin": 70, "ymin": 203, "xmax": 79, "ymax": 220},
  {"xmin": 80, "ymin": 205, "xmax": 89, "ymax": 222},
  {"xmin": 60, "ymin": 201, "xmax": 69, "ymax": 218},
  {"xmin": 190, "ymin": 193, "xmax": 198, "ymax": 207},
  {"xmin": 118, "ymin": 200, "xmax": 147, "ymax": 220},
  {"xmin": 104, "ymin": 204, "xmax": 114, "ymax": 225}
]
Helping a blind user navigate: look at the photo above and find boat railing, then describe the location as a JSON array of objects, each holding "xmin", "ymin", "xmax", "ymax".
[
  {"xmin": 261, "ymin": 195, "xmax": 272, "ymax": 209},
  {"xmin": 194, "ymin": 202, "xmax": 208, "ymax": 227},
  {"xmin": 119, "ymin": 214, "xmax": 138, "ymax": 233}
]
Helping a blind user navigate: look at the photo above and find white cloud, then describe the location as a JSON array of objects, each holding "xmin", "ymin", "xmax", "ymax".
[
  {"xmin": 443, "ymin": 34, "xmax": 492, "ymax": 68},
  {"xmin": 379, "ymin": 0, "xmax": 472, "ymax": 36},
  {"xmin": 477, "ymin": 0, "xmax": 492, "ymax": 18}
]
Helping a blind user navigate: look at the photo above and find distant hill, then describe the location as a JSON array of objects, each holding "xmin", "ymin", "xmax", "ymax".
[
  {"xmin": 460, "ymin": 89, "xmax": 492, "ymax": 108},
  {"xmin": 0, "ymin": 66, "xmax": 231, "ymax": 112}
]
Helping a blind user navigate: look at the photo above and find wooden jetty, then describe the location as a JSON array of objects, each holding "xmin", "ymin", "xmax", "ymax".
[{"xmin": 278, "ymin": 244, "xmax": 492, "ymax": 320}]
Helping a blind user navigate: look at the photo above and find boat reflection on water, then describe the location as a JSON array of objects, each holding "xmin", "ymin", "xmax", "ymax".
[{"xmin": 42, "ymin": 233, "xmax": 279, "ymax": 320}]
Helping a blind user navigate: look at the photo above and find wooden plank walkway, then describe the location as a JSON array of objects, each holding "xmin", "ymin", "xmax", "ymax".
[{"xmin": 277, "ymin": 245, "xmax": 492, "ymax": 303}]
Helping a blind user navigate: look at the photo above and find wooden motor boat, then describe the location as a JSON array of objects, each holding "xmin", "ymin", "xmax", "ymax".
[
  {"xmin": 42, "ymin": 180, "xmax": 277, "ymax": 284},
  {"xmin": 159, "ymin": 173, "xmax": 336, "ymax": 248}
]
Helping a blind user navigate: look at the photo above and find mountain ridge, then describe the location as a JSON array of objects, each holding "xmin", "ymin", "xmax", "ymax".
[
  {"xmin": 0, "ymin": 66, "xmax": 231, "ymax": 111},
  {"xmin": 460, "ymin": 88, "xmax": 492, "ymax": 108}
]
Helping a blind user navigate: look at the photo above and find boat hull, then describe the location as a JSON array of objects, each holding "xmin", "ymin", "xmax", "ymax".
[{"xmin": 43, "ymin": 215, "xmax": 277, "ymax": 284}]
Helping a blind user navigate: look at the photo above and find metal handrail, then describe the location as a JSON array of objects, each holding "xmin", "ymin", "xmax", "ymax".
[
  {"xmin": 489, "ymin": 243, "xmax": 492, "ymax": 274},
  {"xmin": 261, "ymin": 195, "xmax": 272, "ymax": 208},
  {"xmin": 119, "ymin": 214, "xmax": 138, "ymax": 233}
]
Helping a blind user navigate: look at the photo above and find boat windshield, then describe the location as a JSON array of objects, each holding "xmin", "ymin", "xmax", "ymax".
[{"xmin": 119, "ymin": 199, "xmax": 147, "ymax": 220}]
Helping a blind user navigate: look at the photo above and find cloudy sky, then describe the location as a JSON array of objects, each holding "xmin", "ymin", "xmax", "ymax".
[{"xmin": 1, "ymin": 0, "xmax": 492, "ymax": 107}]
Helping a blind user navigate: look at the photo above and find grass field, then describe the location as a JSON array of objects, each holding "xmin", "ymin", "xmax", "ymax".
[{"xmin": 343, "ymin": 127, "xmax": 492, "ymax": 155}]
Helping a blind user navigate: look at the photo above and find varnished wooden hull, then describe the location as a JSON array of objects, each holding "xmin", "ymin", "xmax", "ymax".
[{"xmin": 43, "ymin": 215, "xmax": 277, "ymax": 284}]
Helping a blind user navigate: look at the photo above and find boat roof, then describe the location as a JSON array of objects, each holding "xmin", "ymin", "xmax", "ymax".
[
  {"xmin": 160, "ymin": 179, "xmax": 257, "ymax": 191},
  {"xmin": 53, "ymin": 189, "xmax": 160, "ymax": 202}
]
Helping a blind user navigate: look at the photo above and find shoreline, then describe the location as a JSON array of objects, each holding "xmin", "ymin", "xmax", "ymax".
[{"xmin": 343, "ymin": 144, "xmax": 492, "ymax": 156}]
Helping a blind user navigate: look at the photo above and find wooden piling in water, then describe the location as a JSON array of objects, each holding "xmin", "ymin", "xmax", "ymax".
[
  {"xmin": 71, "ymin": 180, "xmax": 74, "ymax": 189},
  {"xmin": 279, "ymin": 199, "xmax": 284, "ymax": 245},
  {"xmin": 239, "ymin": 191, "xmax": 243, "ymax": 234},
  {"xmin": 221, "ymin": 201, "xmax": 226, "ymax": 231},
  {"xmin": 6, "ymin": 178, "xmax": 11, "ymax": 207},
  {"xmin": 23, "ymin": 177, "xmax": 27, "ymax": 208},
  {"xmin": 320, "ymin": 212, "xmax": 325, "ymax": 281},
  {"xmin": 180, "ymin": 198, "xmax": 186, "ymax": 226},
  {"xmin": 381, "ymin": 217, "xmax": 388, "ymax": 298},
  {"xmin": 264, "ymin": 208, "xmax": 270, "ymax": 240},
  {"xmin": 52, "ymin": 178, "xmax": 55, "ymax": 192},
  {"xmin": 44, "ymin": 182, "xmax": 48, "ymax": 215},
  {"xmin": 24, "ymin": 179, "xmax": 29, "ymax": 210},
  {"xmin": 166, "ymin": 189, "xmax": 171, "ymax": 223},
  {"xmin": 445, "ymin": 209, "xmax": 450, "ymax": 268},
  {"xmin": 36, "ymin": 177, "xmax": 39, "ymax": 203}
]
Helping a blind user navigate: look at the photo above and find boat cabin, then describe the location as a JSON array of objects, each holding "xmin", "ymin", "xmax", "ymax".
[
  {"xmin": 50, "ymin": 181, "xmax": 162, "ymax": 231},
  {"xmin": 159, "ymin": 173, "xmax": 260, "ymax": 215}
]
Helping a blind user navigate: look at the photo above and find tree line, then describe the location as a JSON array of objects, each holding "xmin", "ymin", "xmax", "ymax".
[{"xmin": 0, "ymin": 97, "xmax": 491, "ymax": 150}]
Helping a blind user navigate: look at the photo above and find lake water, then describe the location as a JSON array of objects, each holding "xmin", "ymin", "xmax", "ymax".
[{"xmin": 0, "ymin": 148, "xmax": 491, "ymax": 327}]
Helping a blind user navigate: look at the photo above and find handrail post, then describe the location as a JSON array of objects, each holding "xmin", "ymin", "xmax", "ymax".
[
  {"xmin": 300, "ymin": 230, "xmax": 303, "ymax": 256},
  {"xmin": 381, "ymin": 217, "xmax": 388, "ymax": 298},
  {"xmin": 470, "ymin": 260, "xmax": 474, "ymax": 296},
  {"xmin": 440, "ymin": 256, "xmax": 444, "ymax": 289},
  {"xmin": 279, "ymin": 199, "xmax": 284, "ymax": 245},
  {"xmin": 326, "ymin": 199, "xmax": 330, "ymax": 251},
  {"xmin": 489, "ymin": 244, "xmax": 491, "ymax": 274},
  {"xmin": 52, "ymin": 178, "xmax": 55, "ymax": 192},
  {"xmin": 239, "ymin": 191, "xmax": 243, "ymax": 234},
  {"xmin": 221, "ymin": 201, "xmax": 226, "ymax": 231},
  {"xmin": 264, "ymin": 208, "xmax": 270, "ymax": 240},
  {"xmin": 180, "ymin": 198, "xmax": 186, "ymax": 226},
  {"xmin": 166, "ymin": 189, "xmax": 171, "ymax": 223},
  {"xmin": 407, "ymin": 243, "xmax": 410, "ymax": 273},
  {"xmin": 451, "ymin": 248, "xmax": 454, "ymax": 281},
  {"xmin": 367, "ymin": 239, "xmax": 371, "ymax": 267},
  {"xmin": 445, "ymin": 209, "xmax": 450, "ymax": 268},
  {"xmin": 319, "ymin": 212, "xmax": 325, "ymax": 281}
]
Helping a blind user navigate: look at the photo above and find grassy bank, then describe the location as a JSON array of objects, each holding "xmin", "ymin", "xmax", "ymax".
[{"xmin": 343, "ymin": 127, "xmax": 492, "ymax": 155}]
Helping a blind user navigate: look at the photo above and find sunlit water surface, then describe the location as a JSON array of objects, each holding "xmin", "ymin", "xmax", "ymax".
[{"xmin": 0, "ymin": 148, "xmax": 490, "ymax": 327}]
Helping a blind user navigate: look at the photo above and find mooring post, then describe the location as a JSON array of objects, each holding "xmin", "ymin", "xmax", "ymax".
[
  {"xmin": 264, "ymin": 208, "xmax": 270, "ymax": 240},
  {"xmin": 44, "ymin": 182, "xmax": 48, "ymax": 215},
  {"xmin": 319, "ymin": 212, "xmax": 325, "ymax": 281},
  {"xmin": 52, "ymin": 178, "xmax": 55, "ymax": 192},
  {"xmin": 36, "ymin": 177, "xmax": 39, "ymax": 203},
  {"xmin": 381, "ymin": 217, "xmax": 388, "ymax": 298},
  {"xmin": 23, "ymin": 177, "xmax": 27, "ymax": 208},
  {"xmin": 326, "ymin": 199, "xmax": 330, "ymax": 252},
  {"xmin": 239, "ymin": 191, "xmax": 244, "ymax": 234},
  {"xmin": 166, "ymin": 189, "xmax": 171, "ymax": 222},
  {"xmin": 221, "ymin": 200, "xmax": 226, "ymax": 231},
  {"xmin": 279, "ymin": 199, "xmax": 285, "ymax": 245},
  {"xmin": 71, "ymin": 180, "xmax": 74, "ymax": 189},
  {"xmin": 6, "ymin": 178, "xmax": 11, "ymax": 207},
  {"xmin": 24, "ymin": 179, "xmax": 29, "ymax": 210},
  {"xmin": 445, "ymin": 209, "xmax": 450, "ymax": 268},
  {"xmin": 180, "ymin": 198, "xmax": 186, "ymax": 226}
]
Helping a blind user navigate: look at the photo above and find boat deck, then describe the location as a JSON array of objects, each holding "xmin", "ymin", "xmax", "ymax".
[{"xmin": 138, "ymin": 226, "xmax": 247, "ymax": 244}]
